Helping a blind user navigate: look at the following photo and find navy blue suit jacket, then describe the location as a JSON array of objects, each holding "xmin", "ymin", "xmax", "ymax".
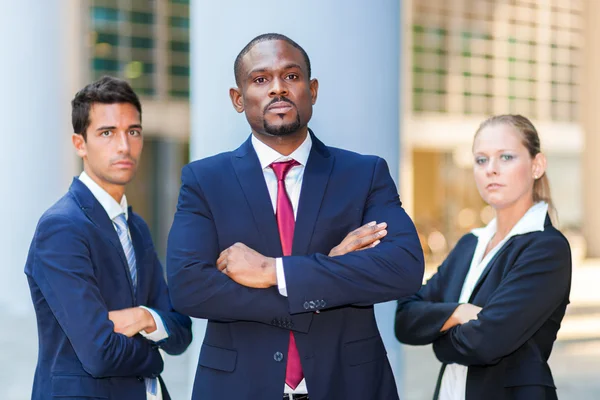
[
  {"xmin": 167, "ymin": 133, "xmax": 424, "ymax": 400},
  {"xmin": 395, "ymin": 216, "xmax": 571, "ymax": 400},
  {"xmin": 25, "ymin": 178, "xmax": 192, "ymax": 400}
]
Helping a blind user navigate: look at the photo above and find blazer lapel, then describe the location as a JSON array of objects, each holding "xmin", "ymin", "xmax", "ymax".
[
  {"xmin": 231, "ymin": 136, "xmax": 283, "ymax": 257},
  {"xmin": 292, "ymin": 132, "xmax": 334, "ymax": 256},
  {"xmin": 128, "ymin": 210, "xmax": 146, "ymax": 304},
  {"xmin": 448, "ymin": 236, "xmax": 477, "ymax": 302},
  {"xmin": 69, "ymin": 178, "xmax": 136, "ymax": 303},
  {"xmin": 468, "ymin": 237, "xmax": 517, "ymax": 302}
]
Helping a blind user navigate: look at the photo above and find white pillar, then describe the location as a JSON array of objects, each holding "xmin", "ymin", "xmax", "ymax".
[
  {"xmin": 582, "ymin": 0, "xmax": 600, "ymax": 257},
  {"xmin": 0, "ymin": 0, "xmax": 78, "ymax": 397},
  {"xmin": 189, "ymin": 0, "xmax": 403, "ymax": 395}
]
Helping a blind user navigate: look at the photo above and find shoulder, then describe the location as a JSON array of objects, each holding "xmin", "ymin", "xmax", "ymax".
[
  {"xmin": 182, "ymin": 151, "xmax": 235, "ymax": 182},
  {"xmin": 37, "ymin": 192, "xmax": 82, "ymax": 230},
  {"xmin": 327, "ymin": 146, "xmax": 381, "ymax": 166},
  {"xmin": 513, "ymin": 226, "xmax": 571, "ymax": 257}
]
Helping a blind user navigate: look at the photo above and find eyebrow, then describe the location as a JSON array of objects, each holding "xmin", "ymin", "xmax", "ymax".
[
  {"xmin": 96, "ymin": 124, "xmax": 142, "ymax": 131},
  {"xmin": 247, "ymin": 63, "xmax": 304, "ymax": 78}
]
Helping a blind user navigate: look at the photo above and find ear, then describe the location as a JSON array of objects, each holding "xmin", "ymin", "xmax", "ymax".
[
  {"xmin": 229, "ymin": 87, "xmax": 245, "ymax": 113},
  {"xmin": 72, "ymin": 133, "xmax": 87, "ymax": 159},
  {"xmin": 532, "ymin": 152, "xmax": 547, "ymax": 179},
  {"xmin": 309, "ymin": 78, "xmax": 319, "ymax": 105}
]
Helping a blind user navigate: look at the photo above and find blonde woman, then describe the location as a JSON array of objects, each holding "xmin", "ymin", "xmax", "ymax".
[{"xmin": 395, "ymin": 115, "xmax": 571, "ymax": 400}]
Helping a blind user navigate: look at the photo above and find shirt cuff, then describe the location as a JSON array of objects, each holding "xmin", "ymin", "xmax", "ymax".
[
  {"xmin": 139, "ymin": 306, "xmax": 169, "ymax": 342},
  {"xmin": 276, "ymin": 258, "xmax": 288, "ymax": 297}
]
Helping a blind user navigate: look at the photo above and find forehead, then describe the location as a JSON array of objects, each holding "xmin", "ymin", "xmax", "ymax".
[
  {"xmin": 473, "ymin": 123, "xmax": 525, "ymax": 152},
  {"xmin": 241, "ymin": 40, "xmax": 307, "ymax": 74},
  {"xmin": 89, "ymin": 102, "xmax": 140, "ymax": 126}
]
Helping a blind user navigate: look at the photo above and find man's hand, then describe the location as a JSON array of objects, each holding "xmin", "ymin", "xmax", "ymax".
[
  {"xmin": 329, "ymin": 221, "xmax": 387, "ymax": 257},
  {"xmin": 440, "ymin": 303, "xmax": 483, "ymax": 332},
  {"xmin": 108, "ymin": 307, "xmax": 157, "ymax": 337},
  {"xmin": 217, "ymin": 243, "xmax": 277, "ymax": 288}
]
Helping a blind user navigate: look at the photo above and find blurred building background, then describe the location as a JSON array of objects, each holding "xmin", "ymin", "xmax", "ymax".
[{"xmin": 2, "ymin": 0, "xmax": 600, "ymax": 399}]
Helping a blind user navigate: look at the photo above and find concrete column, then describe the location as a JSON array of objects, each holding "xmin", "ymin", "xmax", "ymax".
[
  {"xmin": 582, "ymin": 0, "xmax": 600, "ymax": 257},
  {"xmin": 188, "ymin": 0, "xmax": 403, "ymax": 396},
  {"xmin": 0, "ymin": 0, "xmax": 78, "ymax": 396}
]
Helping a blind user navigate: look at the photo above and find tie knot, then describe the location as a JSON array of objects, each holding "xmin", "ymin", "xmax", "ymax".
[
  {"xmin": 269, "ymin": 160, "xmax": 299, "ymax": 181},
  {"xmin": 113, "ymin": 213, "xmax": 128, "ymax": 231}
]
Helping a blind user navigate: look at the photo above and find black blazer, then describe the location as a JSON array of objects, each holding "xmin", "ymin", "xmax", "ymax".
[{"xmin": 395, "ymin": 215, "xmax": 571, "ymax": 400}]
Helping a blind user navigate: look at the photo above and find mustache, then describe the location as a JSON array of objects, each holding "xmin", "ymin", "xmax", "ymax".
[
  {"xmin": 264, "ymin": 96, "xmax": 297, "ymax": 112},
  {"xmin": 110, "ymin": 156, "xmax": 136, "ymax": 164}
]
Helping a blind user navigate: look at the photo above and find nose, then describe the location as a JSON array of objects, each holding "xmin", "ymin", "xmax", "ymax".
[
  {"xmin": 116, "ymin": 131, "xmax": 131, "ymax": 154},
  {"xmin": 486, "ymin": 157, "xmax": 498, "ymax": 176},
  {"xmin": 269, "ymin": 76, "xmax": 288, "ymax": 97}
]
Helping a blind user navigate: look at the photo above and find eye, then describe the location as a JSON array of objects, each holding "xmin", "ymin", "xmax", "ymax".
[
  {"xmin": 100, "ymin": 130, "xmax": 111, "ymax": 137},
  {"xmin": 254, "ymin": 77, "xmax": 267, "ymax": 84},
  {"xmin": 285, "ymin": 73, "xmax": 299, "ymax": 80},
  {"xmin": 129, "ymin": 130, "xmax": 141, "ymax": 136},
  {"xmin": 500, "ymin": 154, "xmax": 514, "ymax": 161},
  {"xmin": 475, "ymin": 157, "xmax": 487, "ymax": 165}
]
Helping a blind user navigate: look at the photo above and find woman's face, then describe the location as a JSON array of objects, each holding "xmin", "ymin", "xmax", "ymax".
[{"xmin": 472, "ymin": 123, "xmax": 544, "ymax": 210}]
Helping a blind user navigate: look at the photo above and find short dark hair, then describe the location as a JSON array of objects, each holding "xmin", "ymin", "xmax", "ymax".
[
  {"xmin": 234, "ymin": 33, "xmax": 312, "ymax": 86},
  {"xmin": 71, "ymin": 76, "xmax": 142, "ymax": 140}
]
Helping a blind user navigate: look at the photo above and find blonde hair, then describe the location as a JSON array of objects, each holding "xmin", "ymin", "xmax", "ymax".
[{"xmin": 475, "ymin": 114, "xmax": 555, "ymax": 218}]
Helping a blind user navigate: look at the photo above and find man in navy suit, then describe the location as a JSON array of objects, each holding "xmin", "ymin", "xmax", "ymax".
[
  {"xmin": 167, "ymin": 33, "xmax": 424, "ymax": 400},
  {"xmin": 25, "ymin": 76, "xmax": 192, "ymax": 400}
]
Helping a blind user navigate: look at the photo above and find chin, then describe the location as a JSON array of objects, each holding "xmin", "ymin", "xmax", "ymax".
[{"xmin": 109, "ymin": 173, "xmax": 136, "ymax": 186}]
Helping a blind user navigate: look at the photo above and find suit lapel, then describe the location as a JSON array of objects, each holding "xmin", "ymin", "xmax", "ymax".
[
  {"xmin": 292, "ymin": 133, "xmax": 333, "ymax": 256},
  {"xmin": 128, "ymin": 210, "xmax": 146, "ymax": 304},
  {"xmin": 231, "ymin": 136, "xmax": 283, "ymax": 257},
  {"xmin": 448, "ymin": 236, "xmax": 477, "ymax": 302},
  {"xmin": 69, "ymin": 178, "xmax": 136, "ymax": 303},
  {"xmin": 468, "ymin": 237, "xmax": 516, "ymax": 302}
]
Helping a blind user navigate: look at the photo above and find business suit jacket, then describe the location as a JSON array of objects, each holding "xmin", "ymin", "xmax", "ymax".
[
  {"xmin": 167, "ymin": 132, "xmax": 424, "ymax": 400},
  {"xmin": 25, "ymin": 178, "xmax": 192, "ymax": 400},
  {"xmin": 395, "ymin": 216, "xmax": 571, "ymax": 400}
]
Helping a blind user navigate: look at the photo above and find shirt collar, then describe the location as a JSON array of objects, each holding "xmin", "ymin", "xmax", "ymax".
[
  {"xmin": 472, "ymin": 201, "xmax": 548, "ymax": 240},
  {"xmin": 251, "ymin": 133, "xmax": 312, "ymax": 170},
  {"xmin": 78, "ymin": 171, "xmax": 129, "ymax": 221}
]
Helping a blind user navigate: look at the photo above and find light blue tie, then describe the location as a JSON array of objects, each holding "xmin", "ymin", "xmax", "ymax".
[
  {"xmin": 114, "ymin": 214, "xmax": 157, "ymax": 396},
  {"xmin": 113, "ymin": 214, "xmax": 137, "ymax": 290}
]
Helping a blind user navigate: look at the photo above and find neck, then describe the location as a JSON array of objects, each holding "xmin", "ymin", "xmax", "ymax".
[
  {"xmin": 494, "ymin": 198, "xmax": 535, "ymax": 240},
  {"xmin": 83, "ymin": 167, "xmax": 125, "ymax": 203},
  {"xmin": 252, "ymin": 128, "xmax": 308, "ymax": 156}
]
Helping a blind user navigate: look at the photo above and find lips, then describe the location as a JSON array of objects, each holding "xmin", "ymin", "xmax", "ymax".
[
  {"xmin": 113, "ymin": 161, "xmax": 134, "ymax": 168},
  {"xmin": 267, "ymin": 102, "xmax": 293, "ymax": 112},
  {"xmin": 486, "ymin": 183, "xmax": 503, "ymax": 190}
]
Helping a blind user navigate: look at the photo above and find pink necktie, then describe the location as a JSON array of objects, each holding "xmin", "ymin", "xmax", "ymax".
[{"xmin": 270, "ymin": 160, "xmax": 303, "ymax": 389}]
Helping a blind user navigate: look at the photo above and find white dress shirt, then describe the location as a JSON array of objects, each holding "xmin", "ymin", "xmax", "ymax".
[
  {"xmin": 79, "ymin": 172, "xmax": 168, "ymax": 400},
  {"xmin": 251, "ymin": 134, "xmax": 312, "ymax": 395},
  {"xmin": 439, "ymin": 201, "xmax": 549, "ymax": 400}
]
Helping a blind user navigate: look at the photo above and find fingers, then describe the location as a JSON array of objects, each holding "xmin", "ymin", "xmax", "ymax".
[
  {"xmin": 356, "ymin": 239, "xmax": 381, "ymax": 252},
  {"xmin": 350, "ymin": 221, "xmax": 387, "ymax": 239},
  {"xmin": 346, "ymin": 229, "xmax": 387, "ymax": 252}
]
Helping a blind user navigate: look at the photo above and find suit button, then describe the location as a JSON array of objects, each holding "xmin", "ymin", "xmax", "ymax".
[
  {"xmin": 274, "ymin": 351, "xmax": 284, "ymax": 362},
  {"xmin": 137, "ymin": 376, "xmax": 144, "ymax": 382},
  {"xmin": 309, "ymin": 301, "xmax": 315, "ymax": 309},
  {"xmin": 303, "ymin": 301, "xmax": 310, "ymax": 310}
]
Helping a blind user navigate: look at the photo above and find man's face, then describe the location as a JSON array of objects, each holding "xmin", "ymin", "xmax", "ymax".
[
  {"xmin": 73, "ymin": 103, "xmax": 143, "ymax": 194},
  {"xmin": 231, "ymin": 40, "xmax": 318, "ymax": 137}
]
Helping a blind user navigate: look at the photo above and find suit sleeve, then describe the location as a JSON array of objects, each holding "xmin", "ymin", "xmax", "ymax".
[
  {"xmin": 166, "ymin": 165, "xmax": 312, "ymax": 333},
  {"xmin": 31, "ymin": 216, "xmax": 163, "ymax": 378},
  {"xmin": 283, "ymin": 158, "xmax": 425, "ymax": 314},
  {"xmin": 394, "ymin": 255, "xmax": 460, "ymax": 345},
  {"xmin": 433, "ymin": 235, "xmax": 571, "ymax": 366},
  {"xmin": 142, "ymin": 248, "xmax": 193, "ymax": 355}
]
